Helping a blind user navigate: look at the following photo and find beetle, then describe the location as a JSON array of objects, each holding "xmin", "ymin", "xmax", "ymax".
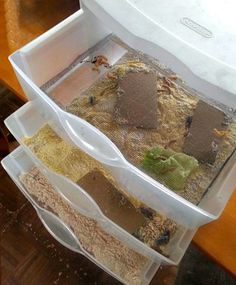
[{"xmin": 88, "ymin": 96, "xmax": 96, "ymax": 105}]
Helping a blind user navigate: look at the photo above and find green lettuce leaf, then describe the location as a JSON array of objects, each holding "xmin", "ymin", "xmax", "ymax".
[{"xmin": 142, "ymin": 146, "xmax": 198, "ymax": 191}]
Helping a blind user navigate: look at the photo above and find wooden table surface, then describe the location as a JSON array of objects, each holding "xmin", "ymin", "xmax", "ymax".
[
  {"xmin": 0, "ymin": 0, "xmax": 79, "ymax": 101},
  {"xmin": 193, "ymin": 191, "xmax": 236, "ymax": 277},
  {"xmin": 0, "ymin": 0, "xmax": 236, "ymax": 280}
]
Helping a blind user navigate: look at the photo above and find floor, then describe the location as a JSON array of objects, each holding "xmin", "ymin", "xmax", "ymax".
[{"xmin": 0, "ymin": 85, "xmax": 236, "ymax": 285}]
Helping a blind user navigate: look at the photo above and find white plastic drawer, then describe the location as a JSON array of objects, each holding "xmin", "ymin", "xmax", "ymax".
[
  {"xmin": 8, "ymin": 8, "xmax": 236, "ymax": 229},
  {"xmin": 1, "ymin": 146, "xmax": 160, "ymax": 285}
]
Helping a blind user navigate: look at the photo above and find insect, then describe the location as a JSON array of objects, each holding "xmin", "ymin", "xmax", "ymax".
[
  {"xmin": 155, "ymin": 230, "xmax": 170, "ymax": 245},
  {"xmin": 157, "ymin": 76, "xmax": 175, "ymax": 94},
  {"xmin": 163, "ymin": 76, "xmax": 174, "ymax": 87},
  {"xmin": 222, "ymin": 115, "xmax": 231, "ymax": 127},
  {"xmin": 154, "ymin": 155, "xmax": 167, "ymax": 161},
  {"xmin": 132, "ymin": 232, "xmax": 142, "ymax": 240},
  {"xmin": 81, "ymin": 55, "xmax": 111, "ymax": 73},
  {"xmin": 185, "ymin": 116, "xmax": 193, "ymax": 129},
  {"xmin": 211, "ymin": 141, "xmax": 218, "ymax": 152},
  {"xmin": 88, "ymin": 96, "xmax": 96, "ymax": 105},
  {"xmin": 92, "ymin": 55, "xmax": 110, "ymax": 71},
  {"xmin": 212, "ymin": 128, "xmax": 227, "ymax": 138},
  {"xmin": 140, "ymin": 207, "xmax": 154, "ymax": 219},
  {"xmin": 91, "ymin": 56, "xmax": 98, "ymax": 64}
]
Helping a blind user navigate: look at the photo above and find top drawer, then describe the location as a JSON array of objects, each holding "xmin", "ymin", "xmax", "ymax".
[{"xmin": 8, "ymin": 8, "xmax": 236, "ymax": 229}]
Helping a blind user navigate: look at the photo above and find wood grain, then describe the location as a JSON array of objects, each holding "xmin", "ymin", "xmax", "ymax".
[
  {"xmin": 193, "ymin": 191, "xmax": 236, "ymax": 277},
  {"xmin": 0, "ymin": 0, "xmax": 78, "ymax": 101}
]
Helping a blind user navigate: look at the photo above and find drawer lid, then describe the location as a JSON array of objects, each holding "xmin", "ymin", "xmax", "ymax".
[{"xmin": 82, "ymin": 0, "xmax": 236, "ymax": 107}]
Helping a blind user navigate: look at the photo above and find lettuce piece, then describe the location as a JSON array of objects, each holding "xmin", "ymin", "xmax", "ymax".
[{"xmin": 142, "ymin": 146, "xmax": 198, "ymax": 191}]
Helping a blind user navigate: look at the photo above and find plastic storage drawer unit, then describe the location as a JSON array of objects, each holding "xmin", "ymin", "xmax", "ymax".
[
  {"xmin": 8, "ymin": 1, "xmax": 236, "ymax": 229},
  {"xmin": 3, "ymin": 1, "xmax": 236, "ymax": 284}
]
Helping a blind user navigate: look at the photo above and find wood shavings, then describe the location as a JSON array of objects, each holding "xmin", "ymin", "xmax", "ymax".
[{"xmin": 20, "ymin": 167, "xmax": 149, "ymax": 285}]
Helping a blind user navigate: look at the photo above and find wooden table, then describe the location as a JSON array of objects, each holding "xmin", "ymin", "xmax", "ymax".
[
  {"xmin": 0, "ymin": 0, "xmax": 79, "ymax": 101},
  {"xmin": 0, "ymin": 0, "xmax": 236, "ymax": 280},
  {"xmin": 193, "ymin": 192, "xmax": 236, "ymax": 276}
]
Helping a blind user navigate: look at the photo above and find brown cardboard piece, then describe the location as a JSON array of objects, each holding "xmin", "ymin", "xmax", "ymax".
[
  {"xmin": 114, "ymin": 71, "xmax": 158, "ymax": 128},
  {"xmin": 183, "ymin": 100, "xmax": 227, "ymax": 164},
  {"xmin": 77, "ymin": 169, "xmax": 146, "ymax": 233}
]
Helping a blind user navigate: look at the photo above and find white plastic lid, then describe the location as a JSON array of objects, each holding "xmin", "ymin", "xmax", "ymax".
[{"xmin": 82, "ymin": 0, "xmax": 236, "ymax": 107}]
